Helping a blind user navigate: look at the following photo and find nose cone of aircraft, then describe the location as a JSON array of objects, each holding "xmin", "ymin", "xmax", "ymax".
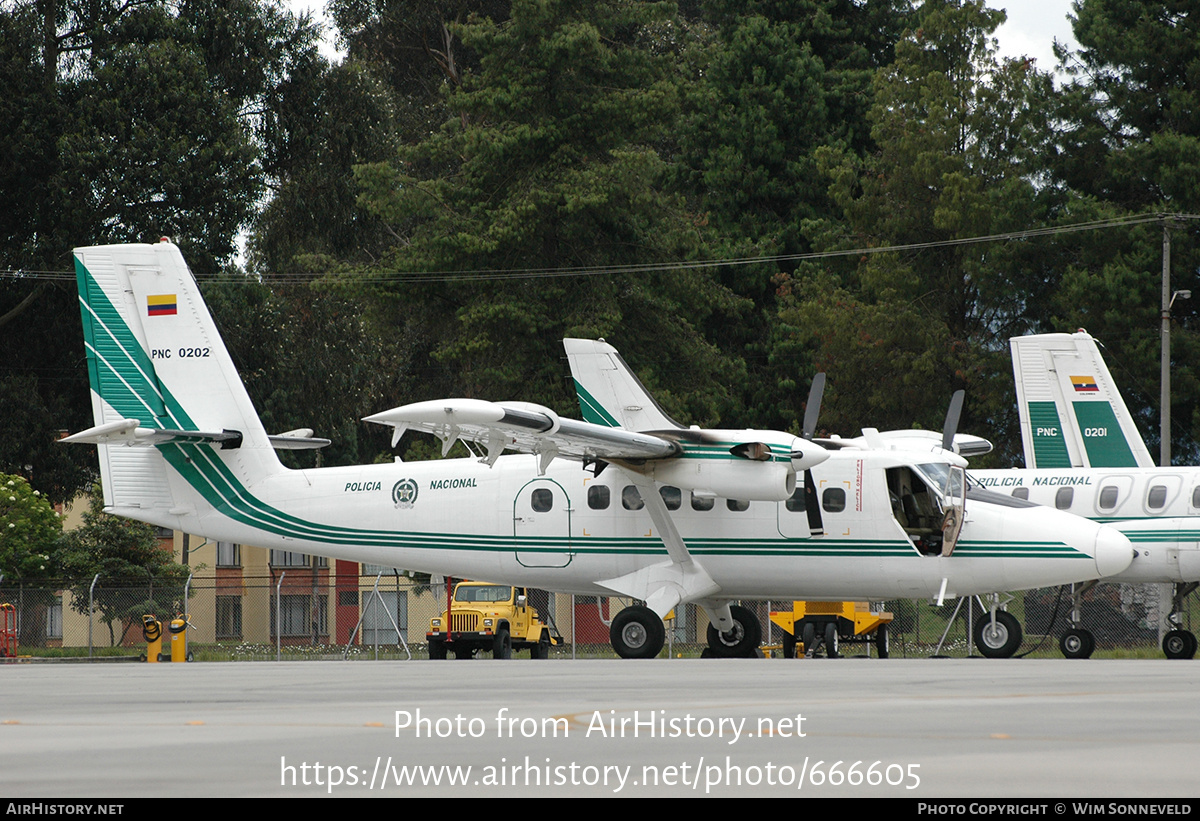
[{"xmin": 1093, "ymin": 525, "xmax": 1135, "ymax": 577}]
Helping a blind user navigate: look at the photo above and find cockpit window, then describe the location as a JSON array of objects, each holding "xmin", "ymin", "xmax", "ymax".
[{"xmin": 917, "ymin": 462, "xmax": 963, "ymax": 497}]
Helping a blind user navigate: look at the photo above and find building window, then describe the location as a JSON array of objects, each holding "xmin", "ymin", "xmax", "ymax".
[
  {"xmin": 270, "ymin": 551, "xmax": 327, "ymax": 568},
  {"xmin": 217, "ymin": 542, "xmax": 240, "ymax": 567},
  {"xmin": 271, "ymin": 594, "xmax": 328, "ymax": 637},
  {"xmin": 362, "ymin": 564, "xmax": 401, "ymax": 576},
  {"xmin": 46, "ymin": 594, "xmax": 62, "ymax": 640},
  {"xmin": 216, "ymin": 595, "xmax": 242, "ymax": 639}
]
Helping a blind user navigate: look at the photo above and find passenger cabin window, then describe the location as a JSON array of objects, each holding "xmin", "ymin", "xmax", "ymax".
[
  {"xmin": 822, "ymin": 488, "xmax": 846, "ymax": 513},
  {"xmin": 1098, "ymin": 486, "xmax": 1119, "ymax": 510},
  {"xmin": 785, "ymin": 487, "xmax": 806, "ymax": 512},
  {"xmin": 1055, "ymin": 487, "xmax": 1074, "ymax": 510},
  {"xmin": 1011, "ymin": 487, "xmax": 1029, "ymax": 500},
  {"xmin": 1193, "ymin": 486, "xmax": 1200, "ymax": 508},
  {"xmin": 587, "ymin": 485, "xmax": 610, "ymax": 510},
  {"xmin": 1147, "ymin": 485, "xmax": 1168, "ymax": 509},
  {"xmin": 660, "ymin": 486, "xmax": 682, "ymax": 511},
  {"xmin": 726, "ymin": 499, "xmax": 749, "ymax": 512},
  {"xmin": 530, "ymin": 488, "xmax": 553, "ymax": 512},
  {"xmin": 691, "ymin": 493, "xmax": 714, "ymax": 511},
  {"xmin": 622, "ymin": 486, "xmax": 644, "ymax": 510}
]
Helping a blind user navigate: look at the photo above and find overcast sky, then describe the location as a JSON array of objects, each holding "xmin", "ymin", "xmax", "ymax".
[{"xmin": 287, "ymin": 1, "xmax": 1084, "ymax": 69}]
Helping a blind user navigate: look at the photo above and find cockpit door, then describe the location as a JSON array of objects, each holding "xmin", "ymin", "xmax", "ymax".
[{"xmin": 940, "ymin": 465, "xmax": 967, "ymax": 557}]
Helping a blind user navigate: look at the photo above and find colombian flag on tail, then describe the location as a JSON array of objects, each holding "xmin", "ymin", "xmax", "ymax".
[
  {"xmin": 147, "ymin": 294, "xmax": 177, "ymax": 316},
  {"xmin": 1071, "ymin": 375, "xmax": 1098, "ymax": 393}
]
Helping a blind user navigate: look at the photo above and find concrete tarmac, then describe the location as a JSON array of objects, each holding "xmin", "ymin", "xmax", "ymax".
[{"xmin": 2, "ymin": 658, "xmax": 1198, "ymax": 798}]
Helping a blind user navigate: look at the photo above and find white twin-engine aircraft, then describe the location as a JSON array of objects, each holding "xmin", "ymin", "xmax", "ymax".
[
  {"xmin": 64, "ymin": 241, "xmax": 1133, "ymax": 658},
  {"xmin": 973, "ymin": 331, "xmax": 1200, "ymax": 659}
]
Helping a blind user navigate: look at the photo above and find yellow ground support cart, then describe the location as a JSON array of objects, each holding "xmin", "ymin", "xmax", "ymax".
[{"xmin": 769, "ymin": 601, "xmax": 893, "ymax": 659}]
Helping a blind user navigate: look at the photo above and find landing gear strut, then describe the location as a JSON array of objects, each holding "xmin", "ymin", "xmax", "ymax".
[
  {"xmin": 974, "ymin": 595, "xmax": 1021, "ymax": 658},
  {"xmin": 1059, "ymin": 581, "xmax": 1096, "ymax": 659},
  {"xmin": 1162, "ymin": 583, "xmax": 1198, "ymax": 660},
  {"xmin": 705, "ymin": 604, "xmax": 762, "ymax": 658}
]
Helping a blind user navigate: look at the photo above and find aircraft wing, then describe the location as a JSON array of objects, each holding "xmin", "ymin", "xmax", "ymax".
[{"xmin": 363, "ymin": 398, "xmax": 680, "ymax": 470}]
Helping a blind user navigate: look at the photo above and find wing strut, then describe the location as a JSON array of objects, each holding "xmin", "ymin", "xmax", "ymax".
[{"xmin": 595, "ymin": 469, "xmax": 720, "ymax": 619}]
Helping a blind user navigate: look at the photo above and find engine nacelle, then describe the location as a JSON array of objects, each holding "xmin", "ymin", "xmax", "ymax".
[{"xmin": 648, "ymin": 459, "xmax": 796, "ymax": 502}]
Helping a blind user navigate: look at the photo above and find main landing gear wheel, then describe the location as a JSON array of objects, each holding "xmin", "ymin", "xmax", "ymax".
[
  {"xmin": 1162, "ymin": 629, "xmax": 1198, "ymax": 660},
  {"xmin": 706, "ymin": 604, "xmax": 762, "ymax": 658},
  {"xmin": 782, "ymin": 630, "xmax": 797, "ymax": 659},
  {"xmin": 801, "ymin": 622, "xmax": 816, "ymax": 657},
  {"xmin": 824, "ymin": 622, "xmax": 839, "ymax": 659},
  {"xmin": 493, "ymin": 628, "xmax": 512, "ymax": 659},
  {"xmin": 611, "ymin": 606, "xmax": 665, "ymax": 659},
  {"xmin": 1059, "ymin": 628, "xmax": 1095, "ymax": 659},
  {"xmin": 974, "ymin": 610, "xmax": 1021, "ymax": 658},
  {"xmin": 875, "ymin": 624, "xmax": 889, "ymax": 659}
]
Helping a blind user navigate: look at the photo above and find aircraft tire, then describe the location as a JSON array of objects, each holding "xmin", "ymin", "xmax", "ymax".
[
  {"xmin": 1162, "ymin": 629, "xmax": 1197, "ymax": 660},
  {"xmin": 429, "ymin": 639, "xmax": 447, "ymax": 660},
  {"xmin": 875, "ymin": 624, "xmax": 889, "ymax": 659},
  {"xmin": 782, "ymin": 630, "xmax": 797, "ymax": 659},
  {"xmin": 611, "ymin": 606, "xmax": 665, "ymax": 659},
  {"xmin": 1059, "ymin": 628, "xmax": 1094, "ymax": 659},
  {"xmin": 801, "ymin": 622, "xmax": 816, "ymax": 656},
  {"xmin": 974, "ymin": 610, "xmax": 1021, "ymax": 658},
  {"xmin": 824, "ymin": 622, "xmax": 839, "ymax": 658},
  {"xmin": 493, "ymin": 628, "xmax": 512, "ymax": 659},
  {"xmin": 706, "ymin": 604, "xmax": 762, "ymax": 658}
]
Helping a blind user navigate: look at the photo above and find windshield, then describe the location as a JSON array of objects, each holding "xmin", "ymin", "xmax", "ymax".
[
  {"xmin": 917, "ymin": 462, "xmax": 964, "ymax": 497},
  {"xmin": 455, "ymin": 585, "xmax": 512, "ymax": 603}
]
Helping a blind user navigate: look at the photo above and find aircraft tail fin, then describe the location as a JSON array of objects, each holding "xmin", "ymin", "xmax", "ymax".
[
  {"xmin": 71, "ymin": 241, "xmax": 281, "ymax": 520},
  {"xmin": 1010, "ymin": 331, "xmax": 1154, "ymax": 469},
  {"xmin": 562, "ymin": 339, "xmax": 681, "ymax": 431}
]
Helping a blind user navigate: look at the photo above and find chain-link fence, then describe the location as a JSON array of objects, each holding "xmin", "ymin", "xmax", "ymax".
[{"xmin": 1, "ymin": 577, "xmax": 1192, "ymax": 660}]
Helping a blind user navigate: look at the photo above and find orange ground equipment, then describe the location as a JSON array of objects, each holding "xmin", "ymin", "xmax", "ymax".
[{"xmin": 1, "ymin": 603, "xmax": 16, "ymax": 658}]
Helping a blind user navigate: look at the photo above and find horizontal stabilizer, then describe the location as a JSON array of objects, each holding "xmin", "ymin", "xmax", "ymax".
[
  {"xmin": 268, "ymin": 429, "xmax": 331, "ymax": 450},
  {"xmin": 62, "ymin": 419, "xmax": 243, "ymax": 449},
  {"xmin": 64, "ymin": 419, "xmax": 329, "ymax": 451}
]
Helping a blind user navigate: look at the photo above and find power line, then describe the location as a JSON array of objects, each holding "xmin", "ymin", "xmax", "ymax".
[{"xmin": 4, "ymin": 212, "xmax": 1199, "ymax": 284}]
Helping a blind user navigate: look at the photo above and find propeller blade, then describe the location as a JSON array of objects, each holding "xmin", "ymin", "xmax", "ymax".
[
  {"xmin": 802, "ymin": 373, "xmax": 826, "ymax": 441},
  {"xmin": 804, "ymin": 469, "xmax": 824, "ymax": 536},
  {"xmin": 942, "ymin": 389, "xmax": 965, "ymax": 452}
]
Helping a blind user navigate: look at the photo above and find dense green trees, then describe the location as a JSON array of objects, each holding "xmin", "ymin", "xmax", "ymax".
[{"xmin": 4, "ymin": 0, "xmax": 1200, "ymax": 492}]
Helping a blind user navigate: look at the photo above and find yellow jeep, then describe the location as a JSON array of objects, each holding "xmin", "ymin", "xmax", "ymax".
[{"xmin": 427, "ymin": 581, "xmax": 560, "ymax": 659}]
